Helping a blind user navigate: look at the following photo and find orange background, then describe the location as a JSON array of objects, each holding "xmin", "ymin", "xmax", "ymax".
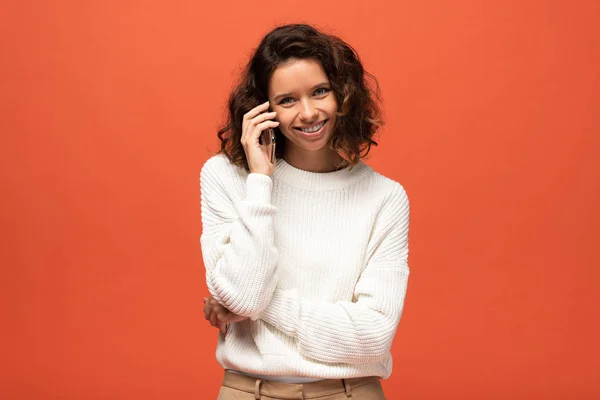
[{"xmin": 2, "ymin": 1, "xmax": 599, "ymax": 398}]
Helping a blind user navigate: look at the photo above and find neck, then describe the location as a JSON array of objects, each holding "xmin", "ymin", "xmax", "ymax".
[{"xmin": 282, "ymin": 148, "xmax": 345, "ymax": 173}]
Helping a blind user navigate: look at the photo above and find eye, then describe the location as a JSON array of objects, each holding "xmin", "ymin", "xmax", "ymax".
[
  {"xmin": 314, "ymin": 87, "xmax": 331, "ymax": 96},
  {"xmin": 279, "ymin": 97, "xmax": 296, "ymax": 105}
]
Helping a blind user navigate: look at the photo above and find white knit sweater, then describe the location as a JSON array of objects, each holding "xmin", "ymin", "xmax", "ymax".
[{"xmin": 200, "ymin": 153, "xmax": 410, "ymax": 380}]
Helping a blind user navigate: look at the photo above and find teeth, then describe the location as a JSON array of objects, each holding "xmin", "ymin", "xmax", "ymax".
[{"xmin": 300, "ymin": 121, "xmax": 325, "ymax": 133}]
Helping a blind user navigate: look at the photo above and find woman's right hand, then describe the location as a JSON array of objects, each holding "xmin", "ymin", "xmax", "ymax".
[
  {"xmin": 241, "ymin": 101, "xmax": 279, "ymax": 176},
  {"xmin": 203, "ymin": 296, "xmax": 247, "ymax": 335}
]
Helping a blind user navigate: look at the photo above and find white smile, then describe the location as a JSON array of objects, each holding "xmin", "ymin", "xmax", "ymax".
[{"xmin": 296, "ymin": 120, "xmax": 326, "ymax": 134}]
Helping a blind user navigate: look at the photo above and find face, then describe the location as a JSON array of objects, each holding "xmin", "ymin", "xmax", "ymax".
[{"xmin": 268, "ymin": 58, "xmax": 338, "ymax": 157}]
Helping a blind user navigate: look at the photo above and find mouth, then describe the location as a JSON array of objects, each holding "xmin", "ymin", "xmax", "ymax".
[{"xmin": 294, "ymin": 120, "xmax": 327, "ymax": 137}]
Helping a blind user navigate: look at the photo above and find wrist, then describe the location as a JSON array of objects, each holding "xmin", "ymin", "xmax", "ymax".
[{"xmin": 246, "ymin": 173, "xmax": 273, "ymax": 203}]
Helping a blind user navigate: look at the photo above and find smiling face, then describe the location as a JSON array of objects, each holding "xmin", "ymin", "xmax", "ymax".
[{"xmin": 268, "ymin": 58, "xmax": 339, "ymax": 163}]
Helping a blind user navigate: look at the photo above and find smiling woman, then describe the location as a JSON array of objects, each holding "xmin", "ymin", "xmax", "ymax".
[
  {"xmin": 200, "ymin": 24, "xmax": 409, "ymax": 399},
  {"xmin": 268, "ymin": 59, "xmax": 339, "ymax": 167},
  {"xmin": 216, "ymin": 24, "xmax": 382, "ymax": 175}
]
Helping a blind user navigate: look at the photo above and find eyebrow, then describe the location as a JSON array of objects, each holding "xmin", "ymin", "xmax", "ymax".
[{"xmin": 271, "ymin": 82, "xmax": 330, "ymax": 102}]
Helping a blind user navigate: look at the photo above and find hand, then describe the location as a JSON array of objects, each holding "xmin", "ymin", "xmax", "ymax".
[
  {"xmin": 203, "ymin": 296, "xmax": 248, "ymax": 334},
  {"xmin": 241, "ymin": 101, "xmax": 279, "ymax": 176}
]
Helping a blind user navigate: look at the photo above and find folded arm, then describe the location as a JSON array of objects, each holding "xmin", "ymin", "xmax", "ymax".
[
  {"xmin": 200, "ymin": 158, "xmax": 279, "ymax": 319},
  {"xmin": 259, "ymin": 185, "xmax": 410, "ymax": 364}
]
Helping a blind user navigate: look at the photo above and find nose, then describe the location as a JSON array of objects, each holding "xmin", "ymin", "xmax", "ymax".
[{"xmin": 298, "ymin": 98, "xmax": 318, "ymax": 122}]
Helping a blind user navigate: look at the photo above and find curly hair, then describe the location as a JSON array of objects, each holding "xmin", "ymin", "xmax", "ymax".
[{"xmin": 216, "ymin": 24, "xmax": 383, "ymax": 171}]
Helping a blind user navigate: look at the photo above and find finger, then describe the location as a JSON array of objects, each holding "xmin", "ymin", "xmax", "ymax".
[
  {"xmin": 244, "ymin": 112, "xmax": 276, "ymax": 141},
  {"xmin": 213, "ymin": 306, "xmax": 226, "ymax": 318},
  {"xmin": 217, "ymin": 312, "xmax": 228, "ymax": 323},
  {"xmin": 209, "ymin": 302, "xmax": 222, "ymax": 315},
  {"xmin": 205, "ymin": 303, "xmax": 219, "ymax": 322},
  {"xmin": 230, "ymin": 314, "xmax": 247, "ymax": 323},
  {"xmin": 210, "ymin": 310, "xmax": 218, "ymax": 327},
  {"xmin": 242, "ymin": 112, "xmax": 277, "ymax": 144},
  {"xmin": 250, "ymin": 111, "xmax": 277, "ymax": 126},
  {"xmin": 203, "ymin": 297, "xmax": 208, "ymax": 303},
  {"xmin": 243, "ymin": 101, "xmax": 270, "ymax": 122},
  {"xmin": 203, "ymin": 299, "xmax": 212, "ymax": 313},
  {"xmin": 219, "ymin": 322, "xmax": 227, "ymax": 335},
  {"xmin": 248, "ymin": 121, "xmax": 280, "ymax": 142},
  {"xmin": 221, "ymin": 312, "xmax": 244, "ymax": 324}
]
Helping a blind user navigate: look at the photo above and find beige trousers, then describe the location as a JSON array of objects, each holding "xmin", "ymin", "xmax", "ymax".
[{"xmin": 217, "ymin": 370, "xmax": 386, "ymax": 400}]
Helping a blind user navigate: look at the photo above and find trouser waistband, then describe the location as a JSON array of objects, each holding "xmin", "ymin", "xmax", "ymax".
[{"xmin": 222, "ymin": 370, "xmax": 380, "ymax": 399}]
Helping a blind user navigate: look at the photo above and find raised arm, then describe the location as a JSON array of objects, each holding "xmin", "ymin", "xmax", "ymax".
[
  {"xmin": 258, "ymin": 185, "xmax": 410, "ymax": 364},
  {"xmin": 200, "ymin": 157, "xmax": 279, "ymax": 319}
]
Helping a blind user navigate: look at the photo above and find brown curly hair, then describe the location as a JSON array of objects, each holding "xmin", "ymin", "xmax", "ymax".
[{"xmin": 216, "ymin": 24, "xmax": 383, "ymax": 171}]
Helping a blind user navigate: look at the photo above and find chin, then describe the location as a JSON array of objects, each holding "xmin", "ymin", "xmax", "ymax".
[{"xmin": 287, "ymin": 131, "xmax": 332, "ymax": 152}]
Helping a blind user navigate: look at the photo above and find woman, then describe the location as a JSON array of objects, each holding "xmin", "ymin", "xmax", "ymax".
[{"xmin": 200, "ymin": 24, "xmax": 410, "ymax": 399}]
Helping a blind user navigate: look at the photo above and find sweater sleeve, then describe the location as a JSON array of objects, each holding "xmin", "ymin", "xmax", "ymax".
[
  {"xmin": 200, "ymin": 157, "xmax": 279, "ymax": 320},
  {"xmin": 258, "ymin": 185, "xmax": 410, "ymax": 364}
]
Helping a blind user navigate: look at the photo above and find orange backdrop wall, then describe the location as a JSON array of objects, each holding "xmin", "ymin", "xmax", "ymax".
[{"xmin": 2, "ymin": 1, "xmax": 599, "ymax": 398}]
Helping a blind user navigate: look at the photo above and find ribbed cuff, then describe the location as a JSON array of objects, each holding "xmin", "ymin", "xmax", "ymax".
[{"xmin": 246, "ymin": 173, "xmax": 273, "ymax": 204}]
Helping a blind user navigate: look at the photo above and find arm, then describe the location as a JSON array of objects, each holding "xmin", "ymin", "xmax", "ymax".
[
  {"xmin": 200, "ymin": 157, "xmax": 279, "ymax": 319},
  {"xmin": 258, "ymin": 185, "xmax": 410, "ymax": 364}
]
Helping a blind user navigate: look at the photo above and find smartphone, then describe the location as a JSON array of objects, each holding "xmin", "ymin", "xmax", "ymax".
[
  {"xmin": 260, "ymin": 104, "xmax": 277, "ymax": 163},
  {"xmin": 266, "ymin": 128, "xmax": 276, "ymax": 163}
]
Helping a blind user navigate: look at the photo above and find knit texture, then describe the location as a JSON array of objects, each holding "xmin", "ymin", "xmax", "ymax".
[{"xmin": 200, "ymin": 153, "xmax": 410, "ymax": 379}]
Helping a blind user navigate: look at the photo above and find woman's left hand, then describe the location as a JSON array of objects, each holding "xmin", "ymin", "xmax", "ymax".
[{"xmin": 203, "ymin": 296, "xmax": 248, "ymax": 334}]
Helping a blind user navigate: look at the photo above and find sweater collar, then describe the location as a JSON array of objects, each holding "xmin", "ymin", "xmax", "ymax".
[{"xmin": 272, "ymin": 157, "xmax": 371, "ymax": 191}]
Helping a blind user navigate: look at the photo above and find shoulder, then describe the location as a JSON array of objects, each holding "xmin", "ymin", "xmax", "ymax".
[
  {"xmin": 358, "ymin": 165, "xmax": 410, "ymax": 228},
  {"xmin": 200, "ymin": 153, "xmax": 248, "ymax": 197},
  {"xmin": 200, "ymin": 153, "xmax": 248, "ymax": 183},
  {"xmin": 361, "ymin": 164, "xmax": 409, "ymax": 206},
  {"xmin": 201, "ymin": 153, "xmax": 242, "ymax": 176}
]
